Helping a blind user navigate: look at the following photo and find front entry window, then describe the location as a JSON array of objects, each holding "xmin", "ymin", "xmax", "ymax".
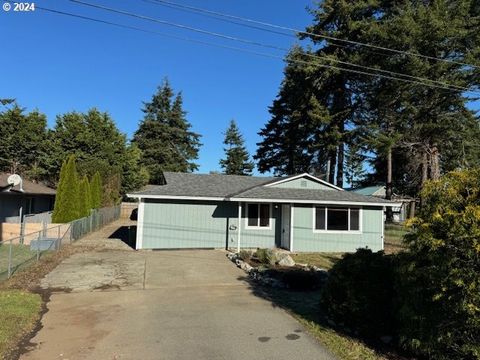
[{"xmin": 246, "ymin": 203, "xmax": 271, "ymax": 229}]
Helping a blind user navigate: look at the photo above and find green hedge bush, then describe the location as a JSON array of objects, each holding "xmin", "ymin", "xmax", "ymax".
[
  {"xmin": 320, "ymin": 169, "xmax": 480, "ymax": 360},
  {"xmin": 320, "ymin": 249, "xmax": 396, "ymax": 338}
]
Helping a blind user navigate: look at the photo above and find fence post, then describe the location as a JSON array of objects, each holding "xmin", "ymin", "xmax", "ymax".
[
  {"xmin": 57, "ymin": 226, "xmax": 61, "ymax": 251},
  {"xmin": 36, "ymin": 231, "xmax": 41, "ymax": 261},
  {"xmin": 7, "ymin": 239, "xmax": 13, "ymax": 279}
]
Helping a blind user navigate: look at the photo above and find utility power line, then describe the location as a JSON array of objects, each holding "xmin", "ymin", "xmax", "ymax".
[
  {"xmin": 143, "ymin": 0, "xmax": 479, "ymax": 69},
  {"xmin": 69, "ymin": 0, "xmax": 476, "ymax": 93}
]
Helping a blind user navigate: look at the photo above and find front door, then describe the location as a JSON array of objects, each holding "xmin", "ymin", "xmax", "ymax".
[{"xmin": 281, "ymin": 204, "xmax": 291, "ymax": 250}]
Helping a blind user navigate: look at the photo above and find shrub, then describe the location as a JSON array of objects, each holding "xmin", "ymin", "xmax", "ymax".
[
  {"xmin": 281, "ymin": 269, "xmax": 322, "ymax": 291},
  {"xmin": 320, "ymin": 248, "xmax": 396, "ymax": 339},
  {"xmin": 254, "ymin": 248, "xmax": 274, "ymax": 265},
  {"xmin": 395, "ymin": 169, "xmax": 480, "ymax": 360}
]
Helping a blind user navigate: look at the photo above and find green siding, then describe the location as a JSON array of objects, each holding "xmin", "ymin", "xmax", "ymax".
[
  {"xmin": 292, "ymin": 205, "xmax": 383, "ymax": 252},
  {"xmin": 235, "ymin": 204, "xmax": 280, "ymax": 249},
  {"xmin": 271, "ymin": 177, "xmax": 334, "ymax": 190},
  {"xmin": 142, "ymin": 199, "xmax": 236, "ymax": 249}
]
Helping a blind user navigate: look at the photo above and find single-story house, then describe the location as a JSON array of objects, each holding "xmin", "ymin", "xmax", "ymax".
[
  {"xmin": 127, "ymin": 172, "xmax": 399, "ymax": 252},
  {"xmin": 349, "ymin": 185, "xmax": 414, "ymax": 223},
  {"xmin": 0, "ymin": 173, "xmax": 56, "ymax": 222}
]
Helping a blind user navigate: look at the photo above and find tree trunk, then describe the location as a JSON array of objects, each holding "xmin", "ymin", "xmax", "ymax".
[
  {"xmin": 430, "ymin": 144, "xmax": 440, "ymax": 180},
  {"xmin": 420, "ymin": 151, "xmax": 429, "ymax": 207},
  {"xmin": 336, "ymin": 143, "xmax": 344, "ymax": 188},
  {"xmin": 408, "ymin": 200, "xmax": 416, "ymax": 219},
  {"xmin": 328, "ymin": 150, "xmax": 336, "ymax": 184},
  {"xmin": 385, "ymin": 147, "xmax": 394, "ymax": 223}
]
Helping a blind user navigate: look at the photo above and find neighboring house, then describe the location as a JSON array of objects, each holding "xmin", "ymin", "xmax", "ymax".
[
  {"xmin": 128, "ymin": 172, "xmax": 399, "ymax": 252},
  {"xmin": 0, "ymin": 173, "xmax": 56, "ymax": 222},
  {"xmin": 349, "ymin": 185, "xmax": 414, "ymax": 223}
]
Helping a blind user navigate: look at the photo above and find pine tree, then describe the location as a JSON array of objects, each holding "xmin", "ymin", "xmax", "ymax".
[
  {"xmin": 52, "ymin": 155, "xmax": 81, "ymax": 223},
  {"xmin": 90, "ymin": 172, "xmax": 102, "ymax": 209},
  {"xmin": 78, "ymin": 176, "xmax": 92, "ymax": 217},
  {"xmin": 219, "ymin": 120, "xmax": 254, "ymax": 175},
  {"xmin": 132, "ymin": 79, "xmax": 201, "ymax": 184}
]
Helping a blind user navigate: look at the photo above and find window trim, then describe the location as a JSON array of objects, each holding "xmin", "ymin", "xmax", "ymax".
[
  {"xmin": 312, "ymin": 205, "xmax": 363, "ymax": 234},
  {"xmin": 245, "ymin": 203, "xmax": 272, "ymax": 230}
]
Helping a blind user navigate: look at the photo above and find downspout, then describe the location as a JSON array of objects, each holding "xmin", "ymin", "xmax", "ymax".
[{"xmin": 237, "ymin": 202, "xmax": 242, "ymax": 253}]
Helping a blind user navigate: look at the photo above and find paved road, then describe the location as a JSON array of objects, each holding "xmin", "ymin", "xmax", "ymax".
[{"xmin": 21, "ymin": 224, "xmax": 335, "ymax": 360}]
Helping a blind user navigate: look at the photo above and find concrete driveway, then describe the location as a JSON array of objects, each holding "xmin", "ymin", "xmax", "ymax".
[{"xmin": 21, "ymin": 234, "xmax": 334, "ymax": 359}]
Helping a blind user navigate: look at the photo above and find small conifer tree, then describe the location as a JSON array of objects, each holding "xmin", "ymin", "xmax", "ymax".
[
  {"xmin": 78, "ymin": 176, "xmax": 92, "ymax": 217},
  {"xmin": 52, "ymin": 155, "xmax": 81, "ymax": 223},
  {"xmin": 90, "ymin": 172, "xmax": 103, "ymax": 209}
]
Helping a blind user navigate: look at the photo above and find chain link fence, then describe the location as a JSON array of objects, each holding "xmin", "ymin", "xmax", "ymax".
[{"xmin": 0, "ymin": 205, "xmax": 121, "ymax": 281}]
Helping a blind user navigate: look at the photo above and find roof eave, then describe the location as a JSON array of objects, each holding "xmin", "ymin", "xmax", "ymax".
[{"xmin": 127, "ymin": 193, "xmax": 401, "ymax": 207}]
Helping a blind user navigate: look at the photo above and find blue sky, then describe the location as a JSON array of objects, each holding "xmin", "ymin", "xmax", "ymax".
[
  {"xmin": 0, "ymin": 0, "xmax": 314, "ymax": 174},
  {"xmin": 1, "ymin": 1, "xmax": 478, "ymax": 176}
]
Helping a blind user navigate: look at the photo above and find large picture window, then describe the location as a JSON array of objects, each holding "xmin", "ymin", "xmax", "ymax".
[
  {"xmin": 246, "ymin": 203, "xmax": 271, "ymax": 229},
  {"xmin": 314, "ymin": 206, "xmax": 361, "ymax": 232}
]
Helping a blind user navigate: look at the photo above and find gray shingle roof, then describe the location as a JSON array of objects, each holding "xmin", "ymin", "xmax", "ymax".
[
  {"xmin": 129, "ymin": 172, "xmax": 395, "ymax": 205},
  {"xmin": 132, "ymin": 172, "xmax": 274, "ymax": 198},
  {"xmin": 231, "ymin": 186, "xmax": 393, "ymax": 204}
]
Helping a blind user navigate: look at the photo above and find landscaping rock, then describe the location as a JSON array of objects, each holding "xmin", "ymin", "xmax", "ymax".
[
  {"xmin": 240, "ymin": 261, "xmax": 253, "ymax": 273},
  {"xmin": 226, "ymin": 253, "xmax": 238, "ymax": 262},
  {"xmin": 276, "ymin": 253, "xmax": 295, "ymax": 267}
]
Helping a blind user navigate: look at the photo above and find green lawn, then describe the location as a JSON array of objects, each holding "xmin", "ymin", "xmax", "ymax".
[
  {"xmin": 0, "ymin": 244, "xmax": 37, "ymax": 281},
  {"xmin": 0, "ymin": 290, "xmax": 42, "ymax": 358},
  {"xmin": 291, "ymin": 252, "xmax": 344, "ymax": 270},
  {"xmin": 384, "ymin": 224, "xmax": 409, "ymax": 254}
]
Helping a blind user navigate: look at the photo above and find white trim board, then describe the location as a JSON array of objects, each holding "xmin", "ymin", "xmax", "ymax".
[
  {"xmin": 136, "ymin": 198, "xmax": 145, "ymax": 250},
  {"xmin": 230, "ymin": 197, "xmax": 401, "ymax": 207},
  {"xmin": 264, "ymin": 173, "xmax": 344, "ymax": 191},
  {"xmin": 127, "ymin": 194, "xmax": 401, "ymax": 208}
]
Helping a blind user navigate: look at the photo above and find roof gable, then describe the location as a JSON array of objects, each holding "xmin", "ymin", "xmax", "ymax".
[{"xmin": 264, "ymin": 173, "xmax": 343, "ymax": 191}]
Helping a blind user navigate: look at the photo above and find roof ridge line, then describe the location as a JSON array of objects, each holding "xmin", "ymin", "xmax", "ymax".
[{"xmin": 225, "ymin": 179, "xmax": 274, "ymax": 198}]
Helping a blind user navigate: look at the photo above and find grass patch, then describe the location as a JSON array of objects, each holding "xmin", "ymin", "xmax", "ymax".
[
  {"xmin": 291, "ymin": 253, "xmax": 343, "ymax": 270},
  {"xmin": 297, "ymin": 317, "xmax": 388, "ymax": 360},
  {"xmin": 0, "ymin": 244, "xmax": 37, "ymax": 281},
  {"xmin": 0, "ymin": 290, "xmax": 42, "ymax": 358},
  {"xmin": 0, "ymin": 244, "xmax": 57, "ymax": 282},
  {"xmin": 384, "ymin": 224, "xmax": 408, "ymax": 254}
]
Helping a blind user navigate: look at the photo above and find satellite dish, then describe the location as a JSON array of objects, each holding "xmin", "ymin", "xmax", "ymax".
[
  {"xmin": 7, "ymin": 174, "xmax": 21, "ymax": 186},
  {"xmin": 7, "ymin": 174, "xmax": 23, "ymax": 192}
]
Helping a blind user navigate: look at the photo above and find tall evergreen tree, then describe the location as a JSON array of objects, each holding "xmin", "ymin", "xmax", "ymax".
[
  {"xmin": 132, "ymin": 79, "xmax": 201, "ymax": 184},
  {"xmin": 52, "ymin": 155, "xmax": 81, "ymax": 223},
  {"xmin": 256, "ymin": 50, "xmax": 331, "ymax": 176},
  {"xmin": 51, "ymin": 108, "xmax": 146, "ymax": 198},
  {"xmin": 257, "ymin": 0, "xmax": 480, "ymax": 193},
  {"xmin": 220, "ymin": 120, "xmax": 254, "ymax": 175},
  {"xmin": 0, "ymin": 103, "xmax": 50, "ymax": 180}
]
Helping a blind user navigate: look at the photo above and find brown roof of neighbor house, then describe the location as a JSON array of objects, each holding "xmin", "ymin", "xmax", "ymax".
[{"xmin": 0, "ymin": 173, "xmax": 56, "ymax": 195}]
